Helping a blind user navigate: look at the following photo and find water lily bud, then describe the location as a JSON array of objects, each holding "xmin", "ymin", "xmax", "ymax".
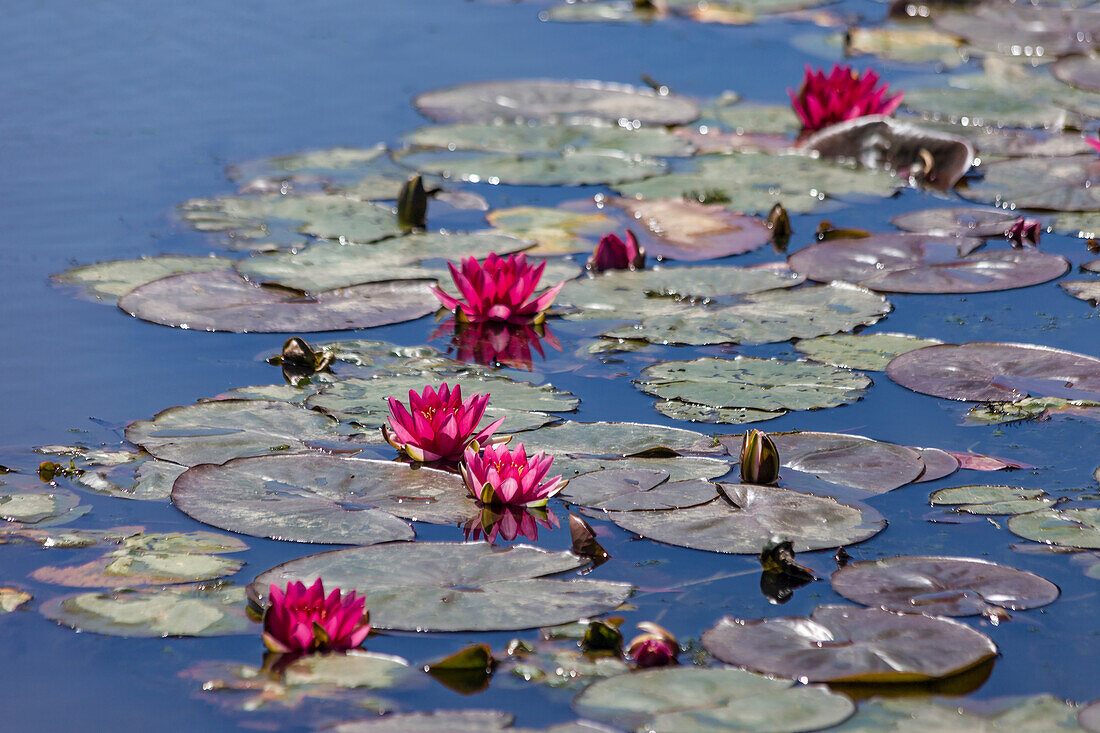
[
  {"xmin": 765, "ymin": 204, "xmax": 791, "ymax": 248},
  {"xmin": 1006, "ymin": 217, "xmax": 1041, "ymax": 249},
  {"xmin": 588, "ymin": 230, "xmax": 646, "ymax": 273},
  {"xmin": 397, "ymin": 174, "xmax": 428, "ymax": 230},
  {"xmin": 626, "ymin": 622, "xmax": 679, "ymax": 668},
  {"xmin": 739, "ymin": 429, "xmax": 780, "ymax": 485},
  {"xmin": 582, "ymin": 619, "xmax": 623, "ymax": 654}
]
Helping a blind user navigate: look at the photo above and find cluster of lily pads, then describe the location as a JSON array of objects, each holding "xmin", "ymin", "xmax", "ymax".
[{"xmin": 10, "ymin": 0, "xmax": 1100, "ymax": 728}]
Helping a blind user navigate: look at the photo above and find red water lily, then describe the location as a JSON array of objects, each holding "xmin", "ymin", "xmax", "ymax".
[
  {"xmin": 626, "ymin": 622, "xmax": 680, "ymax": 668},
  {"xmin": 262, "ymin": 579, "xmax": 371, "ymax": 654},
  {"xmin": 789, "ymin": 64, "xmax": 904, "ymax": 134},
  {"xmin": 432, "ymin": 253, "xmax": 564, "ymax": 324},
  {"xmin": 383, "ymin": 383, "xmax": 506, "ymax": 463},
  {"xmin": 460, "ymin": 442, "xmax": 567, "ymax": 508},
  {"xmin": 588, "ymin": 229, "xmax": 646, "ymax": 272}
]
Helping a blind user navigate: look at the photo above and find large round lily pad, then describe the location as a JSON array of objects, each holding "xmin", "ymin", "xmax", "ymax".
[
  {"xmin": 606, "ymin": 483, "xmax": 885, "ymax": 554},
  {"xmin": 552, "ymin": 455, "xmax": 733, "ymax": 483},
  {"xmin": 886, "ymin": 342, "xmax": 1100, "ymax": 402},
  {"xmin": 397, "ymin": 149, "xmax": 664, "ymax": 187},
  {"xmin": 125, "ymin": 399, "xmax": 340, "ymax": 466},
  {"xmin": 787, "ymin": 234, "xmax": 1067, "ymax": 294},
  {"xmin": 636, "ymin": 357, "xmax": 871, "ymax": 413},
  {"xmin": 251, "ymin": 542, "xmax": 632, "ymax": 632},
  {"xmin": 0, "ymin": 487, "xmax": 85, "ymax": 526},
  {"xmin": 517, "ymin": 420, "xmax": 717, "ymax": 457},
  {"xmin": 54, "ymin": 255, "xmax": 234, "ymax": 303},
  {"xmin": 119, "ymin": 271, "xmax": 437, "ymax": 333},
  {"xmin": 1008, "ymin": 508, "xmax": 1100, "ymax": 549},
  {"xmin": 830, "ymin": 556, "xmax": 1059, "ymax": 616},
  {"xmin": 41, "ymin": 583, "xmax": 250, "ymax": 638},
  {"xmin": 959, "ymin": 156, "xmax": 1100, "ymax": 212},
  {"xmin": 561, "ymin": 468, "xmax": 719, "ymax": 511},
  {"xmin": 413, "ymin": 79, "xmax": 699, "ymax": 125},
  {"xmin": 573, "ymin": 667, "xmax": 855, "ymax": 733},
  {"xmin": 702, "ymin": 605, "xmax": 998, "ymax": 683},
  {"xmin": 172, "ymin": 454, "xmax": 472, "ymax": 544},
  {"xmin": 794, "ymin": 333, "xmax": 942, "ymax": 371}
]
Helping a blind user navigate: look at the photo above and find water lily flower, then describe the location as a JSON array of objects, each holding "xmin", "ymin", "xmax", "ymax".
[
  {"xmin": 740, "ymin": 429, "xmax": 780, "ymax": 485},
  {"xmin": 626, "ymin": 622, "xmax": 679, "ymax": 668},
  {"xmin": 1006, "ymin": 217, "xmax": 1042, "ymax": 248},
  {"xmin": 460, "ymin": 442, "xmax": 567, "ymax": 508},
  {"xmin": 789, "ymin": 64, "xmax": 904, "ymax": 134},
  {"xmin": 262, "ymin": 579, "xmax": 370, "ymax": 654},
  {"xmin": 432, "ymin": 253, "xmax": 564, "ymax": 325},
  {"xmin": 588, "ymin": 229, "xmax": 646, "ymax": 272},
  {"xmin": 383, "ymin": 383, "xmax": 506, "ymax": 463},
  {"xmin": 463, "ymin": 503, "xmax": 559, "ymax": 544},
  {"xmin": 1087, "ymin": 134, "xmax": 1100, "ymax": 155},
  {"xmin": 451, "ymin": 320, "xmax": 562, "ymax": 371}
]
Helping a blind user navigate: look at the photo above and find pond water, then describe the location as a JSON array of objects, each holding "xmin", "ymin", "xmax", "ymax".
[{"xmin": 4, "ymin": 0, "xmax": 1100, "ymax": 730}]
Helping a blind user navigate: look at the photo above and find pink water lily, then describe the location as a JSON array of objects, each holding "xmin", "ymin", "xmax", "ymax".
[
  {"xmin": 1006, "ymin": 217, "xmax": 1041, "ymax": 248},
  {"xmin": 460, "ymin": 442, "xmax": 567, "ymax": 508},
  {"xmin": 262, "ymin": 579, "xmax": 371, "ymax": 654},
  {"xmin": 432, "ymin": 253, "xmax": 564, "ymax": 324},
  {"xmin": 1087, "ymin": 134, "xmax": 1100, "ymax": 155},
  {"xmin": 789, "ymin": 64, "xmax": 904, "ymax": 134},
  {"xmin": 383, "ymin": 383, "xmax": 506, "ymax": 463},
  {"xmin": 588, "ymin": 229, "xmax": 646, "ymax": 272},
  {"xmin": 626, "ymin": 622, "xmax": 679, "ymax": 668}
]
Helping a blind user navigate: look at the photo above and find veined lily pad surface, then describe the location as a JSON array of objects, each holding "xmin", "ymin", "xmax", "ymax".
[
  {"xmin": 931, "ymin": 485, "xmax": 1056, "ymax": 515},
  {"xmin": 251, "ymin": 542, "xmax": 632, "ymax": 631},
  {"xmin": 702, "ymin": 605, "xmax": 998, "ymax": 683},
  {"xmin": 1008, "ymin": 509, "xmax": 1100, "ymax": 549},
  {"xmin": 793, "ymin": 333, "xmax": 942, "ymax": 371},
  {"xmin": 831, "ymin": 695, "xmax": 1082, "ymax": 732},
  {"xmin": 54, "ymin": 255, "xmax": 234, "ymax": 302},
  {"xmin": 830, "ymin": 556, "xmax": 1060, "ymax": 616}
]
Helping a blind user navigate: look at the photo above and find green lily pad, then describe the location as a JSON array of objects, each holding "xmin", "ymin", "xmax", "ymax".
[
  {"xmin": 966, "ymin": 396, "xmax": 1100, "ymax": 425},
  {"xmin": 1053, "ymin": 212, "xmax": 1099, "ymax": 239},
  {"xmin": 32, "ymin": 530, "xmax": 247, "ymax": 587},
  {"xmin": 172, "ymin": 454, "xmax": 473, "ymax": 543},
  {"xmin": 932, "ymin": 5, "xmax": 1100, "ymax": 60},
  {"xmin": 555, "ymin": 264, "xmax": 804, "ymax": 322},
  {"xmin": 281, "ymin": 651, "xmax": 412, "ymax": 689},
  {"xmin": 486, "ymin": 206, "xmax": 614, "ymax": 256},
  {"xmin": 125, "ymin": 399, "xmax": 340, "ymax": 466},
  {"xmin": 412, "ymin": 79, "xmax": 699, "ymax": 126},
  {"xmin": 552, "ymin": 455, "xmax": 733, "ymax": 483},
  {"xmin": 236, "ymin": 231, "xmax": 531, "ymax": 293},
  {"xmin": 404, "ymin": 121, "xmax": 693, "ymax": 157},
  {"xmin": 703, "ymin": 604, "xmax": 998, "ymax": 683},
  {"xmin": 75, "ymin": 458, "xmax": 186, "ymax": 501},
  {"xmin": 832, "ymin": 695, "xmax": 1081, "ymax": 732},
  {"xmin": 561, "ymin": 468, "xmax": 720, "ymax": 511},
  {"xmin": 902, "ymin": 88, "xmax": 1079, "ymax": 130},
  {"xmin": 796, "ymin": 25, "xmax": 966, "ymax": 67},
  {"xmin": 1008, "ymin": 508, "xmax": 1100, "ymax": 549},
  {"xmin": 42, "ymin": 583, "xmax": 250, "ymax": 638},
  {"xmin": 608, "ymin": 483, "xmax": 884, "ymax": 553},
  {"xmin": 637, "ymin": 356, "xmax": 871, "ymax": 413},
  {"xmin": 573, "ymin": 667, "xmax": 855, "ymax": 733},
  {"xmin": 794, "ymin": 333, "xmax": 943, "ymax": 371},
  {"xmin": 886, "ymin": 342, "xmax": 1100, "ymax": 402},
  {"xmin": 830, "ymin": 555, "xmax": 1059, "ymax": 616},
  {"xmin": 653, "ymin": 401, "xmax": 786, "ymax": 425},
  {"xmin": 890, "ymin": 207, "xmax": 1018, "ymax": 238},
  {"xmin": 119, "ymin": 270, "xmax": 437, "ymax": 333},
  {"xmin": 930, "ymin": 485, "xmax": 1056, "ymax": 515},
  {"xmin": 605, "ymin": 283, "xmax": 890, "ymax": 346},
  {"xmin": 707, "ymin": 102, "xmax": 801, "ymax": 135},
  {"xmin": 251, "ymin": 542, "xmax": 632, "ymax": 632},
  {"xmin": 615, "ymin": 152, "xmax": 900, "ymax": 215},
  {"xmin": 959, "ymin": 156, "xmax": 1100, "ymax": 212},
  {"xmin": 53, "ymin": 255, "xmax": 234, "ymax": 303},
  {"xmin": 180, "ymin": 193, "xmax": 401, "ymax": 243},
  {"xmin": 397, "ymin": 149, "xmax": 665, "ymax": 187},
  {"xmin": 788, "ymin": 234, "xmax": 1068, "ymax": 294},
  {"xmin": 0, "ymin": 488, "xmax": 85, "ymax": 526},
  {"xmin": 227, "ymin": 145, "xmax": 390, "ymax": 181},
  {"xmin": 517, "ymin": 420, "xmax": 717, "ymax": 457}
]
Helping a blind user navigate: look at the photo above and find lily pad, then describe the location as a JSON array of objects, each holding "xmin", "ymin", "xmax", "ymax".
[
  {"xmin": 966, "ymin": 396, "xmax": 1100, "ymax": 425},
  {"xmin": 604, "ymin": 283, "xmax": 890, "ymax": 346},
  {"xmin": 606, "ymin": 483, "xmax": 885, "ymax": 554},
  {"xmin": 1060, "ymin": 280, "xmax": 1100, "ymax": 306},
  {"xmin": 0, "ymin": 588, "xmax": 31, "ymax": 613},
  {"xmin": 886, "ymin": 342, "xmax": 1100, "ymax": 402},
  {"xmin": 1008, "ymin": 508, "xmax": 1100, "ymax": 549},
  {"xmin": 653, "ymin": 401, "xmax": 786, "ymax": 425},
  {"xmin": 603, "ymin": 197, "xmax": 771, "ymax": 260},
  {"xmin": 42, "ymin": 583, "xmax": 250, "ymax": 637},
  {"xmin": 516, "ymin": 420, "xmax": 717, "ymax": 457},
  {"xmin": 702, "ymin": 604, "xmax": 998, "ymax": 683},
  {"xmin": 636, "ymin": 356, "xmax": 871, "ymax": 413},
  {"xmin": 412, "ymin": 79, "xmax": 699, "ymax": 125},
  {"xmin": 1054, "ymin": 212, "xmax": 1100, "ymax": 239},
  {"xmin": 902, "ymin": 87, "xmax": 1079, "ymax": 130},
  {"xmin": 573, "ymin": 667, "xmax": 855, "ymax": 733},
  {"xmin": 119, "ymin": 271, "xmax": 437, "ymax": 333},
  {"xmin": 251, "ymin": 542, "xmax": 633, "ymax": 632},
  {"xmin": 404, "ymin": 121, "xmax": 693, "ymax": 157},
  {"xmin": 54, "ymin": 255, "xmax": 234, "ymax": 302},
  {"xmin": 933, "ymin": 5, "xmax": 1100, "ymax": 60},
  {"xmin": 930, "ymin": 485, "xmax": 1055, "ymax": 515},
  {"xmin": 0, "ymin": 488, "xmax": 85, "ymax": 526},
  {"xmin": 788, "ymin": 234, "xmax": 1067, "ymax": 294},
  {"xmin": 561, "ymin": 468, "xmax": 720, "ymax": 511},
  {"xmin": 914, "ymin": 448, "xmax": 960, "ymax": 483},
  {"xmin": 616, "ymin": 152, "xmax": 901, "ymax": 215},
  {"xmin": 833, "ymin": 695, "xmax": 1081, "ymax": 732},
  {"xmin": 890, "ymin": 207, "xmax": 1020, "ymax": 238},
  {"xmin": 959, "ymin": 156, "xmax": 1100, "ymax": 212},
  {"xmin": 552, "ymin": 455, "xmax": 733, "ymax": 483},
  {"xmin": 830, "ymin": 555, "xmax": 1059, "ymax": 616},
  {"xmin": 486, "ymin": 206, "xmax": 614, "ymax": 255},
  {"xmin": 75, "ymin": 458, "xmax": 186, "ymax": 501},
  {"xmin": 794, "ymin": 333, "xmax": 943, "ymax": 371},
  {"xmin": 707, "ymin": 102, "xmax": 800, "ymax": 135},
  {"xmin": 172, "ymin": 454, "xmax": 474, "ymax": 543},
  {"xmin": 126, "ymin": 399, "xmax": 340, "ymax": 466},
  {"xmin": 397, "ymin": 149, "xmax": 665, "ymax": 187},
  {"xmin": 324, "ymin": 711, "xmax": 514, "ymax": 733},
  {"xmin": 180, "ymin": 193, "xmax": 402, "ymax": 243},
  {"xmin": 1052, "ymin": 55, "xmax": 1100, "ymax": 94}
]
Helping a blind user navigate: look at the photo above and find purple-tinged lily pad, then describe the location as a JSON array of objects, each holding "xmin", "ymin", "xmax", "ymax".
[
  {"xmin": 886, "ymin": 341, "xmax": 1100, "ymax": 402},
  {"xmin": 602, "ymin": 197, "xmax": 771, "ymax": 260},
  {"xmin": 119, "ymin": 271, "xmax": 437, "ymax": 333},
  {"xmin": 830, "ymin": 555, "xmax": 1059, "ymax": 617},
  {"xmin": 890, "ymin": 207, "xmax": 1019, "ymax": 238},
  {"xmin": 788, "ymin": 234, "xmax": 1067, "ymax": 294},
  {"xmin": 702, "ymin": 604, "xmax": 998, "ymax": 683},
  {"xmin": 959, "ymin": 155, "xmax": 1100, "ymax": 212},
  {"xmin": 913, "ymin": 448, "xmax": 960, "ymax": 483},
  {"xmin": 561, "ymin": 468, "xmax": 719, "ymax": 511}
]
